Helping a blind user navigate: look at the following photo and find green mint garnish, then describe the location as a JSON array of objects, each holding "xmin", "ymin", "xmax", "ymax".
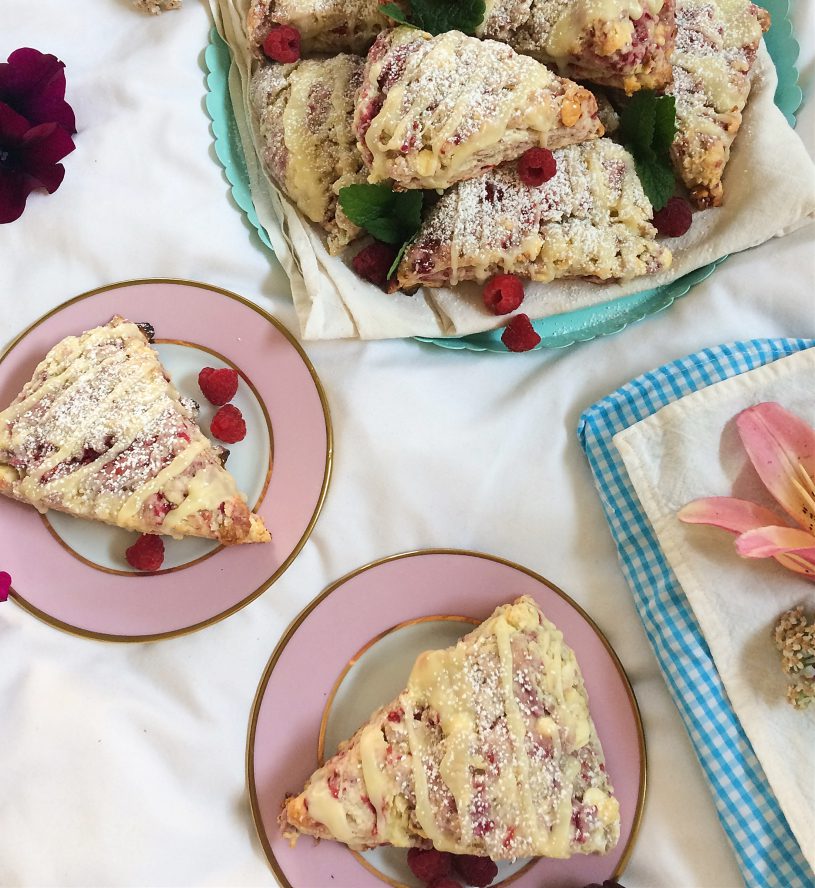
[
  {"xmin": 379, "ymin": 3, "xmax": 412, "ymax": 27},
  {"xmin": 339, "ymin": 183, "xmax": 424, "ymax": 281},
  {"xmin": 388, "ymin": 240, "xmax": 412, "ymax": 280},
  {"xmin": 382, "ymin": 0, "xmax": 486, "ymax": 36},
  {"xmin": 619, "ymin": 91, "xmax": 678, "ymax": 211},
  {"xmin": 339, "ymin": 183, "xmax": 423, "ymax": 245}
]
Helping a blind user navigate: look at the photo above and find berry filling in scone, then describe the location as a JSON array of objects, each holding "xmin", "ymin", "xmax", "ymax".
[
  {"xmin": 0, "ymin": 317, "xmax": 270, "ymax": 545},
  {"xmin": 354, "ymin": 27, "xmax": 604, "ymax": 191},
  {"xmin": 280, "ymin": 597, "xmax": 620, "ymax": 860},
  {"xmin": 395, "ymin": 140, "xmax": 671, "ymax": 289}
]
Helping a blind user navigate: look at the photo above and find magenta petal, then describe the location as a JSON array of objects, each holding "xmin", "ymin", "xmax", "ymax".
[
  {"xmin": 18, "ymin": 123, "xmax": 73, "ymax": 193},
  {"xmin": 22, "ymin": 122, "xmax": 75, "ymax": 165},
  {"xmin": 677, "ymin": 497, "xmax": 784, "ymax": 534},
  {"xmin": 735, "ymin": 525, "xmax": 815, "ymax": 559},
  {"xmin": 0, "ymin": 571, "xmax": 9, "ymax": 602},
  {"xmin": 0, "ymin": 48, "xmax": 75, "ymax": 133},
  {"xmin": 0, "ymin": 99, "xmax": 32, "ymax": 140},
  {"xmin": 737, "ymin": 402, "xmax": 815, "ymax": 531},
  {"xmin": 26, "ymin": 161, "xmax": 65, "ymax": 194},
  {"xmin": 0, "ymin": 168, "xmax": 33, "ymax": 223}
]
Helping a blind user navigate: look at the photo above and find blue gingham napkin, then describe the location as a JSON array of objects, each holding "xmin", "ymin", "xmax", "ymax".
[{"xmin": 577, "ymin": 338, "xmax": 815, "ymax": 888}]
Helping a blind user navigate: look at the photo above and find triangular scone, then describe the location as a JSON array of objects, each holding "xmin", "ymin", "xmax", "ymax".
[
  {"xmin": 667, "ymin": 0, "xmax": 769, "ymax": 208},
  {"xmin": 480, "ymin": 0, "xmax": 676, "ymax": 94},
  {"xmin": 281, "ymin": 596, "xmax": 620, "ymax": 859},
  {"xmin": 247, "ymin": 0, "xmax": 399, "ymax": 56},
  {"xmin": 250, "ymin": 55, "xmax": 367, "ymax": 255},
  {"xmin": 395, "ymin": 139, "xmax": 672, "ymax": 289},
  {"xmin": 354, "ymin": 27, "xmax": 604, "ymax": 191},
  {"xmin": 0, "ymin": 317, "xmax": 270, "ymax": 545}
]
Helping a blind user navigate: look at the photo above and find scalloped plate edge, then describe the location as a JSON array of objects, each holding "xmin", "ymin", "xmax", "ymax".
[{"xmin": 203, "ymin": 0, "xmax": 802, "ymax": 353}]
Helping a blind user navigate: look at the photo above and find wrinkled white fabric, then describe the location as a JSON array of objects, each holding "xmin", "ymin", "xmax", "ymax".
[
  {"xmin": 0, "ymin": 1, "xmax": 813, "ymax": 886},
  {"xmin": 614, "ymin": 348, "xmax": 815, "ymax": 870},
  {"xmin": 213, "ymin": 0, "xmax": 815, "ymax": 340}
]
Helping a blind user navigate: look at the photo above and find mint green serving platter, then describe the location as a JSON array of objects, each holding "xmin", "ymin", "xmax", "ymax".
[{"xmin": 204, "ymin": 0, "xmax": 802, "ymax": 352}]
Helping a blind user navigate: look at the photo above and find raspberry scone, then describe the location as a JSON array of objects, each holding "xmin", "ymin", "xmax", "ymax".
[
  {"xmin": 250, "ymin": 55, "xmax": 367, "ymax": 254},
  {"xmin": 480, "ymin": 0, "xmax": 676, "ymax": 93},
  {"xmin": 247, "ymin": 0, "xmax": 400, "ymax": 56},
  {"xmin": 0, "ymin": 317, "xmax": 270, "ymax": 545},
  {"xmin": 282, "ymin": 597, "xmax": 620, "ymax": 858},
  {"xmin": 667, "ymin": 0, "xmax": 770, "ymax": 208},
  {"xmin": 395, "ymin": 140, "xmax": 671, "ymax": 289},
  {"xmin": 354, "ymin": 27, "xmax": 604, "ymax": 191}
]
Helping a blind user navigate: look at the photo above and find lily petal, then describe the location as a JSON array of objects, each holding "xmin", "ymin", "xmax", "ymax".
[
  {"xmin": 737, "ymin": 402, "xmax": 815, "ymax": 534},
  {"xmin": 677, "ymin": 497, "xmax": 784, "ymax": 534},
  {"xmin": 735, "ymin": 525, "xmax": 815, "ymax": 559},
  {"xmin": 735, "ymin": 527, "xmax": 815, "ymax": 580}
]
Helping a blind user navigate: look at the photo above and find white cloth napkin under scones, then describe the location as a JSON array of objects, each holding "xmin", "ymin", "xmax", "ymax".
[
  {"xmin": 212, "ymin": 0, "xmax": 815, "ymax": 341},
  {"xmin": 613, "ymin": 347, "xmax": 815, "ymax": 869}
]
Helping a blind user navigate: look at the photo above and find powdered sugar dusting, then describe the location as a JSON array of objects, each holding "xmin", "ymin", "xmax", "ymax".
[
  {"xmin": 356, "ymin": 27, "xmax": 601, "ymax": 190},
  {"xmin": 400, "ymin": 139, "xmax": 669, "ymax": 287}
]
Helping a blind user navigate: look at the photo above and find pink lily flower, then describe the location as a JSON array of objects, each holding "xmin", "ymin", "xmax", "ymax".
[{"xmin": 678, "ymin": 402, "xmax": 815, "ymax": 581}]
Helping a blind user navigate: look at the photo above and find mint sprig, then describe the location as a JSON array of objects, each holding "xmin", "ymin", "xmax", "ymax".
[
  {"xmin": 379, "ymin": 3, "xmax": 412, "ymax": 27},
  {"xmin": 381, "ymin": 0, "xmax": 486, "ymax": 36},
  {"xmin": 619, "ymin": 91, "xmax": 677, "ymax": 211},
  {"xmin": 339, "ymin": 183, "xmax": 424, "ymax": 280}
]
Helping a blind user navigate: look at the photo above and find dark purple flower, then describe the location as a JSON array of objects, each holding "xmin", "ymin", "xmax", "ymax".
[
  {"xmin": 0, "ymin": 101, "xmax": 75, "ymax": 223},
  {"xmin": 0, "ymin": 48, "xmax": 76, "ymax": 134},
  {"xmin": 0, "ymin": 571, "xmax": 10, "ymax": 603}
]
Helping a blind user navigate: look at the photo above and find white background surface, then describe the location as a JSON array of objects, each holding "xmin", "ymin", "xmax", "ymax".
[{"xmin": 0, "ymin": 1, "xmax": 813, "ymax": 886}]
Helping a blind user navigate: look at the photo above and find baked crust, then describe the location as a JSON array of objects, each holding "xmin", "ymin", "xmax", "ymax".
[
  {"xmin": 395, "ymin": 139, "xmax": 671, "ymax": 289},
  {"xmin": 354, "ymin": 27, "xmax": 603, "ymax": 191},
  {"xmin": 246, "ymin": 0, "xmax": 400, "ymax": 57},
  {"xmin": 281, "ymin": 597, "xmax": 620, "ymax": 858},
  {"xmin": 481, "ymin": 0, "xmax": 677, "ymax": 93},
  {"xmin": 667, "ymin": 0, "xmax": 770, "ymax": 208},
  {"xmin": 250, "ymin": 56, "xmax": 367, "ymax": 254},
  {"xmin": 0, "ymin": 317, "xmax": 270, "ymax": 545}
]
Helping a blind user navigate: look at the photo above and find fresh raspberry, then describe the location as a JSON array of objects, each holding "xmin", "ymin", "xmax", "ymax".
[
  {"xmin": 482, "ymin": 274, "xmax": 525, "ymax": 315},
  {"xmin": 262, "ymin": 25, "xmax": 301, "ymax": 63},
  {"xmin": 452, "ymin": 855, "xmax": 499, "ymax": 887},
  {"xmin": 501, "ymin": 313, "xmax": 541, "ymax": 352},
  {"xmin": 0, "ymin": 571, "xmax": 10, "ymax": 603},
  {"xmin": 198, "ymin": 367, "xmax": 239, "ymax": 406},
  {"xmin": 125, "ymin": 535, "xmax": 165, "ymax": 572},
  {"xmin": 427, "ymin": 880, "xmax": 462, "ymax": 888},
  {"xmin": 352, "ymin": 241, "xmax": 399, "ymax": 289},
  {"xmin": 518, "ymin": 147, "xmax": 557, "ymax": 186},
  {"xmin": 210, "ymin": 404, "xmax": 247, "ymax": 444},
  {"xmin": 652, "ymin": 196, "xmax": 692, "ymax": 237},
  {"xmin": 407, "ymin": 848, "xmax": 453, "ymax": 882}
]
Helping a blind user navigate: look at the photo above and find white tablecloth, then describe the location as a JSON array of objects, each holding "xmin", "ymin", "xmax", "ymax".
[{"xmin": 0, "ymin": 2, "xmax": 813, "ymax": 886}]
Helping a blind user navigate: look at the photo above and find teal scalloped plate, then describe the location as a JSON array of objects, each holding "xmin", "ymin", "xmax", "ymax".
[{"xmin": 204, "ymin": 0, "xmax": 802, "ymax": 351}]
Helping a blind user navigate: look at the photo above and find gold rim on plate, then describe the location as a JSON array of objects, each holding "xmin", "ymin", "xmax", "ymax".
[
  {"xmin": 0, "ymin": 278, "xmax": 333, "ymax": 643},
  {"xmin": 246, "ymin": 549, "xmax": 647, "ymax": 888}
]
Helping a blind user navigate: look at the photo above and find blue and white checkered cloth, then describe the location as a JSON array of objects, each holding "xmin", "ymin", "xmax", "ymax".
[{"xmin": 578, "ymin": 338, "xmax": 815, "ymax": 888}]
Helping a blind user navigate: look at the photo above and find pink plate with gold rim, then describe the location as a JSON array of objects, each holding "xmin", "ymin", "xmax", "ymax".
[
  {"xmin": 248, "ymin": 550, "xmax": 645, "ymax": 888},
  {"xmin": 0, "ymin": 280, "xmax": 331, "ymax": 641}
]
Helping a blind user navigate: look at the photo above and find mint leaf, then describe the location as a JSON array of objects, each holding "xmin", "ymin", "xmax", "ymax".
[
  {"xmin": 380, "ymin": 3, "xmax": 411, "ymax": 26},
  {"xmin": 619, "ymin": 91, "xmax": 656, "ymax": 154},
  {"xmin": 634, "ymin": 154, "xmax": 676, "ymax": 211},
  {"xmin": 652, "ymin": 94, "xmax": 677, "ymax": 156},
  {"xmin": 388, "ymin": 240, "xmax": 412, "ymax": 280},
  {"xmin": 619, "ymin": 91, "xmax": 678, "ymax": 211},
  {"xmin": 339, "ymin": 183, "xmax": 424, "ymax": 248},
  {"xmin": 407, "ymin": 0, "xmax": 486, "ymax": 35}
]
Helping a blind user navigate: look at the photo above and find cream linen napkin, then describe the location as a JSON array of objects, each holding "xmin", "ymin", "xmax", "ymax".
[
  {"xmin": 210, "ymin": 0, "xmax": 815, "ymax": 340},
  {"xmin": 613, "ymin": 347, "xmax": 815, "ymax": 869}
]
